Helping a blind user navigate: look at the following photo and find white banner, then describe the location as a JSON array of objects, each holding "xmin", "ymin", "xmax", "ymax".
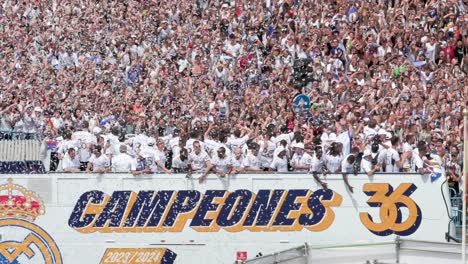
[{"xmin": 0, "ymin": 173, "xmax": 452, "ymax": 264}]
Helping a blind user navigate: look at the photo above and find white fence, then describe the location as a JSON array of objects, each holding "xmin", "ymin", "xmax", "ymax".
[{"xmin": 0, "ymin": 139, "xmax": 42, "ymax": 161}]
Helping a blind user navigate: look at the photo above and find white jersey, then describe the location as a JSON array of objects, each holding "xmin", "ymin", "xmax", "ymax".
[
  {"xmin": 61, "ymin": 154, "xmax": 81, "ymax": 171},
  {"xmin": 361, "ymin": 158, "xmax": 373, "ymax": 174},
  {"xmin": 227, "ymin": 135, "xmax": 249, "ymax": 151},
  {"xmin": 133, "ymin": 134, "xmax": 154, "ymax": 150},
  {"xmin": 402, "ymin": 142, "xmax": 414, "ymax": 170},
  {"xmin": 273, "ymin": 146, "xmax": 290, "ymax": 159},
  {"xmin": 336, "ymin": 131, "xmax": 352, "ymax": 158},
  {"xmin": 88, "ymin": 154, "xmax": 110, "ymax": 172},
  {"xmin": 272, "ymin": 132, "xmax": 294, "ymax": 146},
  {"xmin": 211, "ymin": 155, "xmax": 232, "ymax": 173},
  {"xmin": 243, "ymin": 152, "xmax": 262, "ymax": 169},
  {"xmin": 189, "ymin": 151, "xmax": 209, "ymax": 172},
  {"xmin": 231, "ymin": 156, "xmax": 244, "ymax": 170},
  {"xmin": 325, "ymin": 154, "xmax": 343, "ymax": 173},
  {"xmin": 259, "ymin": 140, "xmax": 276, "ymax": 168},
  {"xmin": 171, "ymin": 145, "xmax": 183, "ymax": 159},
  {"xmin": 112, "ymin": 153, "xmax": 137, "ymax": 173},
  {"xmin": 341, "ymin": 154, "xmax": 355, "ymax": 174},
  {"xmin": 57, "ymin": 139, "xmax": 78, "ymax": 156},
  {"xmin": 172, "ymin": 155, "xmax": 190, "ymax": 171},
  {"xmin": 151, "ymin": 149, "xmax": 167, "ymax": 172},
  {"xmin": 310, "ymin": 154, "xmax": 325, "ymax": 173},
  {"xmin": 104, "ymin": 133, "xmax": 120, "ymax": 153},
  {"xmin": 168, "ymin": 137, "xmax": 181, "ymax": 152},
  {"xmin": 270, "ymin": 156, "xmax": 289, "ymax": 172},
  {"xmin": 411, "ymin": 151, "xmax": 424, "ymax": 173},
  {"xmin": 72, "ymin": 131, "xmax": 97, "ymax": 144},
  {"xmin": 204, "ymin": 139, "xmax": 231, "ymax": 157},
  {"xmin": 290, "ymin": 152, "xmax": 313, "ymax": 172},
  {"xmin": 384, "ymin": 148, "xmax": 401, "ymax": 173}
]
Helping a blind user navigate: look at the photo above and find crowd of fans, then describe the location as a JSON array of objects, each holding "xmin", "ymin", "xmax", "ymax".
[{"xmin": 0, "ymin": 1, "xmax": 466, "ymax": 190}]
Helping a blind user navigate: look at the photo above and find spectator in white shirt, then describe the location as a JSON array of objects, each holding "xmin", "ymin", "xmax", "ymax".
[
  {"xmin": 72, "ymin": 121, "xmax": 97, "ymax": 145},
  {"xmin": 112, "ymin": 145, "xmax": 137, "ymax": 173},
  {"xmin": 227, "ymin": 127, "xmax": 250, "ymax": 151},
  {"xmin": 273, "ymin": 139, "xmax": 290, "ymax": 159},
  {"xmin": 86, "ymin": 146, "xmax": 110, "ymax": 173},
  {"xmin": 62, "ymin": 148, "xmax": 81, "ymax": 172}
]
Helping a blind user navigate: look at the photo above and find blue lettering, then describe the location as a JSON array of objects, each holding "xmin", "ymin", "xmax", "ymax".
[
  {"xmin": 273, "ymin": 190, "xmax": 308, "ymax": 226},
  {"xmin": 191, "ymin": 190, "xmax": 227, "ymax": 227},
  {"xmin": 94, "ymin": 191, "xmax": 132, "ymax": 228},
  {"xmin": 163, "ymin": 191, "xmax": 201, "ymax": 227},
  {"xmin": 217, "ymin": 190, "xmax": 253, "ymax": 227},
  {"xmin": 299, "ymin": 189, "xmax": 332, "ymax": 226},
  {"xmin": 124, "ymin": 191, "xmax": 175, "ymax": 227},
  {"xmin": 244, "ymin": 190, "xmax": 285, "ymax": 226},
  {"xmin": 68, "ymin": 191, "xmax": 105, "ymax": 229}
]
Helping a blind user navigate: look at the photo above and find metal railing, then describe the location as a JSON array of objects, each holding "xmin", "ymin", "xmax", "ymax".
[
  {"xmin": 243, "ymin": 244, "xmax": 309, "ymax": 264},
  {"xmin": 450, "ymin": 188, "xmax": 463, "ymax": 229}
]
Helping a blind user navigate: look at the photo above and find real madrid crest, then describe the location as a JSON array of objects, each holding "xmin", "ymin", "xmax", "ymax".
[{"xmin": 0, "ymin": 178, "xmax": 62, "ymax": 264}]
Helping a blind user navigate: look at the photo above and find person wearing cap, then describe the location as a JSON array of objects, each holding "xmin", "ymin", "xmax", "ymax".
[
  {"xmin": 290, "ymin": 142, "xmax": 313, "ymax": 172},
  {"xmin": 21, "ymin": 105, "xmax": 43, "ymax": 139},
  {"xmin": 86, "ymin": 145, "xmax": 110, "ymax": 173},
  {"xmin": 270, "ymin": 147, "xmax": 289, "ymax": 172},
  {"xmin": 111, "ymin": 145, "xmax": 137, "ymax": 173}
]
